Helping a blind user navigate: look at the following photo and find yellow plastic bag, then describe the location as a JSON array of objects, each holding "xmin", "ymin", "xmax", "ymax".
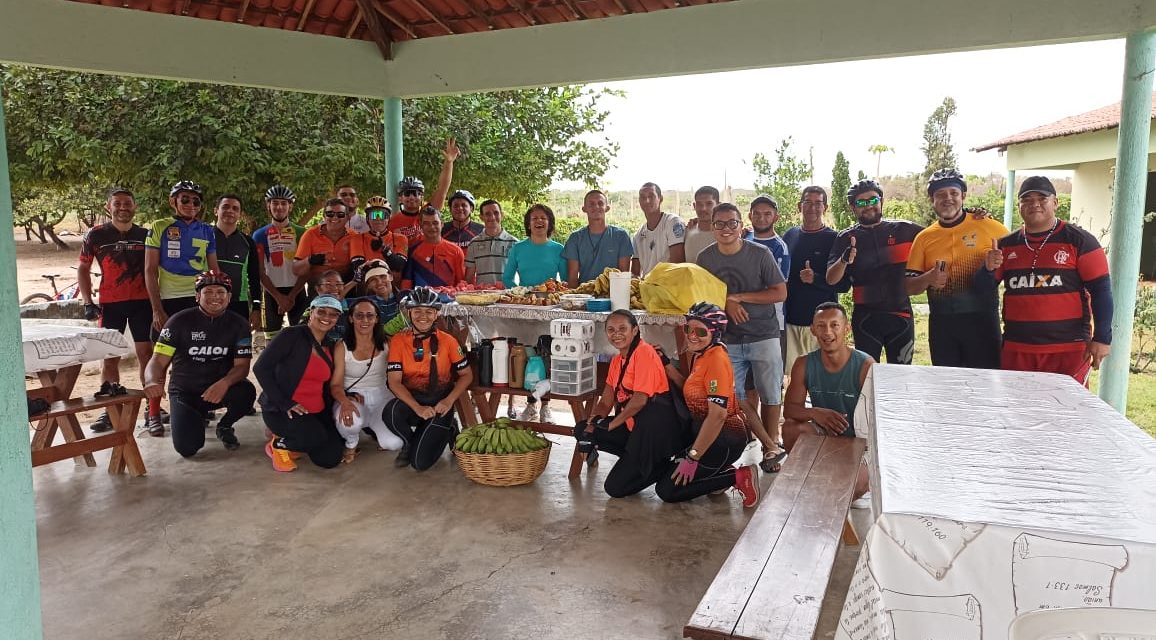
[{"xmin": 639, "ymin": 262, "xmax": 728, "ymax": 315}]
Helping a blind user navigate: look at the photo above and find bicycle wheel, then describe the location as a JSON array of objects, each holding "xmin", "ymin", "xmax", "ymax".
[{"xmin": 20, "ymin": 293, "xmax": 53, "ymax": 304}]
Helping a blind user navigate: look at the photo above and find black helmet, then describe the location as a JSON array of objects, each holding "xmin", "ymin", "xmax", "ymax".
[
  {"xmin": 265, "ymin": 184, "xmax": 296, "ymax": 202},
  {"xmin": 402, "ymin": 286, "xmax": 442, "ymax": 311},
  {"xmin": 398, "ymin": 176, "xmax": 425, "ymax": 193},
  {"xmin": 169, "ymin": 180, "xmax": 203, "ymax": 198},
  {"xmin": 847, "ymin": 179, "xmax": 883, "ymax": 205},
  {"xmin": 448, "ymin": 189, "xmax": 476, "ymax": 209},
  {"xmin": 926, "ymin": 169, "xmax": 968, "ymax": 197}
]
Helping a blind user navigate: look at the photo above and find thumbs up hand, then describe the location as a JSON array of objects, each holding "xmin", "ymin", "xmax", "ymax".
[
  {"xmin": 984, "ymin": 238, "xmax": 1004, "ymax": 272},
  {"xmin": 841, "ymin": 235, "xmax": 858, "ymax": 265},
  {"xmin": 800, "ymin": 259, "xmax": 815, "ymax": 284}
]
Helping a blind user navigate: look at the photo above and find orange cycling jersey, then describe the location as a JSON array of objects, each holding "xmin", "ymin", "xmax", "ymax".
[{"xmin": 386, "ymin": 329, "xmax": 468, "ymax": 394}]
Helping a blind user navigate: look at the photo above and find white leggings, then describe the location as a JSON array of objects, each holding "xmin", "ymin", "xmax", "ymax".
[{"xmin": 333, "ymin": 388, "xmax": 405, "ymax": 451}]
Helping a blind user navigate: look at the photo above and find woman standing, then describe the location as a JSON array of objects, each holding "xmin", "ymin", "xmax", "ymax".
[
  {"xmin": 574, "ymin": 310, "xmax": 687, "ymax": 498},
  {"xmin": 383, "ymin": 286, "xmax": 473, "ymax": 471},
  {"xmin": 655, "ymin": 302, "xmax": 761, "ymax": 507},
  {"xmin": 255, "ymin": 295, "xmax": 347, "ymax": 472},
  {"xmin": 330, "ymin": 298, "xmax": 403, "ymax": 463},
  {"xmin": 502, "ymin": 204, "xmax": 567, "ymax": 287}
]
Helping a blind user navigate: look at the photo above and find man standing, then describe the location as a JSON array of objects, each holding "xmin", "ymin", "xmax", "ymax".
[
  {"xmin": 563, "ymin": 189, "xmax": 634, "ymax": 288},
  {"xmin": 358, "ymin": 196, "xmax": 408, "ymax": 276},
  {"xmin": 212, "ymin": 194, "xmax": 262, "ymax": 329},
  {"xmin": 442, "ymin": 189, "xmax": 484, "ymax": 250},
  {"xmin": 696, "ymin": 203, "xmax": 788, "ymax": 471},
  {"xmin": 336, "ymin": 184, "xmax": 368, "ymax": 233},
  {"xmin": 293, "ymin": 198, "xmax": 365, "ymax": 285},
  {"xmin": 253, "ymin": 185, "xmax": 309, "ymax": 338},
  {"xmin": 683, "ymin": 186, "xmax": 720, "ymax": 263},
  {"xmin": 781, "ymin": 186, "xmax": 839, "ymax": 367},
  {"xmin": 631, "ymin": 182, "xmax": 686, "ymax": 276},
  {"xmin": 144, "ymin": 271, "xmax": 255, "ymax": 457},
  {"xmin": 978, "ymin": 176, "xmax": 1112, "ymax": 383},
  {"xmin": 143, "ymin": 180, "xmax": 220, "ymax": 436},
  {"xmin": 743, "ymin": 195, "xmax": 791, "ymax": 333},
  {"xmin": 465, "ymin": 199, "xmax": 518, "ymax": 285},
  {"xmin": 388, "ymin": 138, "xmax": 460, "ymax": 249},
  {"xmin": 906, "ymin": 169, "xmax": 1009, "ymax": 368},
  {"xmin": 402, "ymin": 206, "xmax": 466, "ymax": 289},
  {"xmin": 826, "ymin": 180, "xmax": 923, "ymax": 365},
  {"xmin": 78, "ymin": 187, "xmax": 152, "ymax": 433}
]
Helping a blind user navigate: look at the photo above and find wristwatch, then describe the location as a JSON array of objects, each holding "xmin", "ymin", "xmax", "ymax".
[{"xmin": 688, "ymin": 448, "xmax": 701, "ymax": 461}]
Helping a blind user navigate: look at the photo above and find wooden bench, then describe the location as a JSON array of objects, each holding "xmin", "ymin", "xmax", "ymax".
[
  {"xmin": 28, "ymin": 389, "xmax": 148, "ymax": 477},
  {"xmin": 684, "ymin": 433, "xmax": 866, "ymax": 640}
]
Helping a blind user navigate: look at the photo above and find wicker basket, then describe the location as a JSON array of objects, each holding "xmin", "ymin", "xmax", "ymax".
[{"xmin": 454, "ymin": 441, "xmax": 552, "ymax": 487}]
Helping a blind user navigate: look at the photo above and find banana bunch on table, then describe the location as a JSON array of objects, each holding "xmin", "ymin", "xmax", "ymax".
[
  {"xmin": 571, "ymin": 268, "xmax": 645, "ymax": 309},
  {"xmin": 455, "ymin": 419, "xmax": 550, "ymax": 454}
]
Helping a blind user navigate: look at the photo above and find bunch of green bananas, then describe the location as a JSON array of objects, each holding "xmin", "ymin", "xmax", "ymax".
[{"xmin": 455, "ymin": 420, "xmax": 549, "ymax": 455}]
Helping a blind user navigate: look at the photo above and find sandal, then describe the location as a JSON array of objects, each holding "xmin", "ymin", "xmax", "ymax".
[
  {"xmin": 760, "ymin": 447, "xmax": 788, "ymax": 474},
  {"xmin": 342, "ymin": 447, "xmax": 358, "ymax": 464}
]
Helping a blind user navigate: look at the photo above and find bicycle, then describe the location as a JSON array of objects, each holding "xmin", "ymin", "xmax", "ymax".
[{"xmin": 20, "ymin": 267, "xmax": 100, "ymax": 305}]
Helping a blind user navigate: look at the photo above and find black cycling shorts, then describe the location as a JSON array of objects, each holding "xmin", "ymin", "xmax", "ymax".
[
  {"xmin": 851, "ymin": 310, "xmax": 914, "ymax": 365},
  {"xmin": 100, "ymin": 299, "xmax": 153, "ymax": 343}
]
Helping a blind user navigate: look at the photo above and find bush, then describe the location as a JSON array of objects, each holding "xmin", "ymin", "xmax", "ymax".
[{"xmin": 1133, "ymin": 282, "xmax": 1156, "ymax": 374}]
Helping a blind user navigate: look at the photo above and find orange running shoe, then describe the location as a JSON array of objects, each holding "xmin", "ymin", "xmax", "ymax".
[{"xmin": 266, "ymin": 438, "xmax": 297, "ymax": 472}]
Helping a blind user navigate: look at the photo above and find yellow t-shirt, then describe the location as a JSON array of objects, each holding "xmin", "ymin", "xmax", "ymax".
[{"xmin": 907, "ymin": 215, "xmax": 1009, "ymax": 315}]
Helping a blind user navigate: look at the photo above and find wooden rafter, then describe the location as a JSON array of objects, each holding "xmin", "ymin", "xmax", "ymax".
[
  {"xmin": 505, "ymin": 0, "xmax": 538, "ymax": 25},
  {"xmin": 354, "ymin": 0, "xmax": 393, "ymax": 58},
  {"xmin": 407, "ymin": 0, "xmax": 456, "ymax": 34},
  {"xmin": 459, "ymin": 0, "xmax": 496, "ymax": 29},
  {"xmin": 372, "ymin": 0, "xmax": 419, "ymax": 39},
  {"xmin": 237, "ymin": 0, "xmax": 252, "ymax": 22},
  {"xmin": 296, "ymin": 0, "xmax": 318, "ymax": 30},
  {"xmin": 180, "ymin": 0, "xmax": 193, "ymax": 15},
  {"xmin": 345, "ymin": 8, "xmax": 363, "ymax": 37},
  {"xmin": 609, "ymin": 0, "xmax": 629, "ymax": 15},
  {"xmin": 557, "ymin": 0, "xmax": 584, "ymax": 20}
]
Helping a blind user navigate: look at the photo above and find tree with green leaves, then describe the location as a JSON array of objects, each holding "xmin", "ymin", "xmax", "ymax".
[
  {"xmin": 830, "ymin": 151, "xmax": 854, "ymax": 229},
  {"xmin": 920, "ymin": 97, "xmax": 958, "ymax": 181},
  {"xmin": 1, "ymin": 66, "xmax": 617, "ymax": 230},
  {"xmin": 752, "ymin": 137, "xmax": 813, "ymax": 230},
  {"xmin": 867, "ymin": 144, "xmax": 893, "ymax": 179}
]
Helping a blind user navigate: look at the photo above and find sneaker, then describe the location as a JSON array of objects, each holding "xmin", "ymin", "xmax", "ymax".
[
  {"xmin": 265, "ymin": 438, "xmax": 296, "ymax": 472},
  {"xmin": 159, "ymin": 408, "xmax": 170, "ymax": 424},
  {"xmin": 586, "ymin": 447, "xmax": 599, "ymax": 467},
  {"xmin": 94, "ymin": 381, "xmax": 127, "ymax": 398},
  {"xmin": 850, "ymin": 491, "xmax": 872, "ymax": 510},
  {"xmin": 145, "ymin": 415, "xmax": 165, "ymax": 437},
  {"xmin": 216, "ymin": 425, "xmax": 240, "ymax": 451},
  {"xmin": 538, "ymin": 403, "xmax": 554, "ymax": 424},
  {"xmin": 518, "ymin": 403, "xmax": 538, "ymax": 422},
  {"xmin": 733, "ymin": 464, "xmax": 760, "ymax": 509},
  {"xmin": 90, "ymin": 411, "xmax": 113, "ymax": 433},
  {"xmin": 394, "ymin": 446, "xmax": 411, "ymax": 468}
]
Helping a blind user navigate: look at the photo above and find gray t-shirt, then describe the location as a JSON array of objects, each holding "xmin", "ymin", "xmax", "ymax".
[{"xmin": 696, "ymin": 240, "xmax": 786, "ymax": 343}]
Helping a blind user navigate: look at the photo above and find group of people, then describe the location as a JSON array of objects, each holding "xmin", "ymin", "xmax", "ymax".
[{"xmin": 75, "ymin": 147, "xmax": 1113, "ymax": 508}]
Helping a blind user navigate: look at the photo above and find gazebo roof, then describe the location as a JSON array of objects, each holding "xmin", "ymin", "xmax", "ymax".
[{"xmin": 974, "ymin": 92, "xmax": 1156, "ymax": 152}]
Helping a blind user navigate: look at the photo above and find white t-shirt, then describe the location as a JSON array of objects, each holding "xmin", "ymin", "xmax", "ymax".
[
  {"xmin": 683, "ymin": 219, "xmax": 716, "ymax": 264},
  {"xmin": 632, "ymin": 212, "xmax": 686, "ymax": 275}
]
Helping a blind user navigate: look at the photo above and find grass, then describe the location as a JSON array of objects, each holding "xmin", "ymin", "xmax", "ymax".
[{"xmin": 905, "ymin": 313, "xmax": 1156, "ymax": 438}]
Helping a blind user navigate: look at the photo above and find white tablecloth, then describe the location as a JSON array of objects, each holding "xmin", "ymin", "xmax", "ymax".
[
  {"xmin": 837, "ymin": 365, "xmax": 1156, "ymax": 640},
  {"xmin": 21, "ymin": 321, "xmax": 131, "ymax": 375}
]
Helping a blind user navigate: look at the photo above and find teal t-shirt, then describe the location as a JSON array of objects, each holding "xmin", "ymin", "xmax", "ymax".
[
  {"xmin": 503, "ymin": 239, "xmax": 566, "ymax": 287},
  {"xmin": 561, "ymin": 225, "xmax": 634, "ymax": 284}
]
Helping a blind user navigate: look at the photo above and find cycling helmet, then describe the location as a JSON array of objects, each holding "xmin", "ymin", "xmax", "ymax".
[
  {"xmin": 926, "ymin": 168, "xmax": 968, "ymax": 196},
  {"xmin": 265, "ymin": 184, "xmax": 296, "ymax": 202},
  {"xmin": 402, "ymin": 286, "xmax": 442, "ymax": 311},
  {"xmin": 846, "ymin": 179, "xmax": 883, "ymax": 204},
  {"xmin": 686, "ymin": 301, "xmax": 728, "ymax": 342},
  {"xmin": 169, "ymin": 180, "xmax": 203, "ymax": 198},
  {"xmin": 448, "ymin": 189, "xmax": 476, "ymax": 209},
  {"xmin": 194, "ymin": 270, "xmax": 232, "ymax": 292},
  {"xmin": 365, "ymin": 195, "xmax": 390, "ymax": 211},
  {"xmin": 398, "ymin": 176, "xmax": 425, "ymax": 193}
]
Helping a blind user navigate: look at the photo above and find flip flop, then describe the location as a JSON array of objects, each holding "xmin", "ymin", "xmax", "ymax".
[{"xmin": 760, "ymin": 448, "xmax": 788, "ymax": 474}]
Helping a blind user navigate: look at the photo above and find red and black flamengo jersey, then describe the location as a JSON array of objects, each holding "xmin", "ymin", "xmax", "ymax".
[
  {"xmin": 828, "ymin": 220, "xmax": 923, "ymax": 315},
  {"xmin": 994, "ymin": 221, "xmax": 1109, "ymax": 353},
  {"xmin": 78, "ymin": 223, "xmax": 148, "ymax": 303}
]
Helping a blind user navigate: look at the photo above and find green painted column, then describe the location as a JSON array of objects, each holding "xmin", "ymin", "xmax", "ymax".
[
  {"xmin": 1003, "ymin": 168, "xmax": 1016, "ymax": 229},
  {"xmin": 1099, "ymin": 29, "xmax": 1156, "ymax": 413},
  {"xmin": 383, "ymin": 97, "xmax": 404, "ymax": 206},
  {"xmin": 0, "ymin": 76, "xmax": 46, "ymax": 640}
]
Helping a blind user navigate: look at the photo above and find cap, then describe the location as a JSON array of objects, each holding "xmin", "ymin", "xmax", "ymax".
[
  {"xmin": 751, "ymin": 195, "xmax": 779, "ymax": 209},
  {"xmin": 309, "ymin": 295, "xmax": 344, "ymax": 312},
  {"xmin": 106, "ymin": 186, "xmax": 134, "ymax": 199},
  {"xmin": 1018, "ymin": 176, "xmax": 1056, "ymax": 198},
  {"xmin": 363, "ymin": 266, "xmax": 391, "ymax": 282}
]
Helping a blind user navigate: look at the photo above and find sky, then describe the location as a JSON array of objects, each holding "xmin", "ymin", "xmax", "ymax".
[{"xmin": 555, "ymin": 38, "xmax": 1130, "ymax": 191}]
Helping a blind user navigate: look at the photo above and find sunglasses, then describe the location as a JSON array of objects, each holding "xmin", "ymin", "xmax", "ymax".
[
  {"xmin": 178, "ymin": 195, "xmax": 202, "ymax": 206},
  {"xmin": 351, "ymin": 312, "xmax": 377, "ymax": 321},
  {"xmin": 368, "ymin": 210, "xmax": 388, "ymax": 220},
  {"xmin": 401, "ymin": 189, "xmax": 423, "ymax": 198},
  {"xmin": 854, "ymin": 196, "xmax": 881, "ymax": 207},
  {"xmin": 711, "ymin": 219, "xmax": 741, "ymax": 230},
  {"xmin": 323, "ymin": 210, "xmax": 347, "ymax": 218},
  {"xmin": 338, "ymin": 192, "xmax": 357, "ymax": 199},
  {"xmin": 682, "ymin": 325, "xmax": 711, "ymax": 338}
]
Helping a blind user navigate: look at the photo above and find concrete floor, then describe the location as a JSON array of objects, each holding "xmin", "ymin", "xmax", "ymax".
[{"xmin": 32, "ymin": 413, "xmax": 866, "ymax": 640}]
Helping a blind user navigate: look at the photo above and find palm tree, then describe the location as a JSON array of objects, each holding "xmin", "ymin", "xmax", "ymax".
[{"xmin": 868, "ymin": 144, "xmax": 894, "ymax": 179}]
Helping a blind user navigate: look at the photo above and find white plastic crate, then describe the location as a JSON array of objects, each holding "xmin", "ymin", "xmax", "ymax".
[
  {"xmin": 550, "ymin": 354, "xmax": 596, "ymax": 396},
  {"xmin": 550, "ymin": 318, "xmax": 595, "ymax": 341}
]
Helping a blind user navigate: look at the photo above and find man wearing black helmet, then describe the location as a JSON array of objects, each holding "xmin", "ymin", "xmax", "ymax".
[
  {"xmin": 253, "ymin": 185, "xmax": 309, "ymax": 338},
  {"xmin": 826, "ymin": 180, "xmax": 922, "ymax": 364},
  {"xmin": 388, "ymin": 137, "xmax": 460, "ymax": 249},
  {"xmin": 144, "ymin": 271, "xmax": 255, "ymax": 457},
  {"xmin": 143, "ymin": 180, "xmax": 220, "ymax": 436},
  {"xmin": 442, "ymin": 189, "xmax": 484, "ymax": 249},
  {"xmin": 906, "ymin": 169, "xmax": 1009, "ymax": 368}
]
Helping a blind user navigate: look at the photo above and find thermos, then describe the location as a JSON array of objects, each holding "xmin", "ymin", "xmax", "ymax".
[
  {"xmin": 476, "ymin": 339, "xmax": 494, "ymax": 387},
  {"xmin": 492, "ymin": 337, "xmax": 509, "ymax": 387},
  {"xmin": 510, "ymin": 341, "xmax": 527, "ymax": 388}
]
